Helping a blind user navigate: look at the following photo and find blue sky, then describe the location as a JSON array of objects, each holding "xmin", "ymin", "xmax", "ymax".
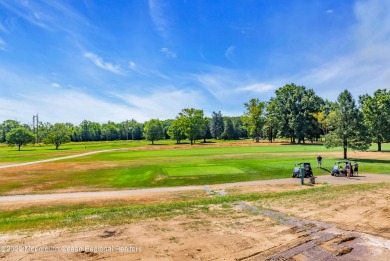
[{"xmin": 1, "ymin": 0, "xmax": 390, "ymax": 124}]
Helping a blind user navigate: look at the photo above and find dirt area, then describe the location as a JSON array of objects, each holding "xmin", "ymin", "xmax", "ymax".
[{"xmin": 1, "ymin": 182, "xmax": 390, "ymax": 260}]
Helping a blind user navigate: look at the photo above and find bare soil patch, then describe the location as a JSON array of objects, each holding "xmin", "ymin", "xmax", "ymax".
[{"xmin": 1, "ymin": 183, "xmax": 390, "ymax": 260}]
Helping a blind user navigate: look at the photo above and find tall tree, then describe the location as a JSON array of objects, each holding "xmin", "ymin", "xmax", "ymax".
[
  {"xmin": 264, "ymin": 99, "xmax": 279, "ymax": 143},
  {"xmin": 6, "ymin": 127, "xmax": 36, "ymax": 151},
  {"xmin": 44, "ymin": 123, "xmax": 71, "ymax": 149},
  {"xmin": 324, "ymin": 90, "xmax": 371, "ymax": 159},
  {"xmin": 210, "ymin": 111, "xmax": 224, "ymax": 139},
  {"xmin": 271, "ymin": 84, "xmax": 322, "ymax": 143},
  {"xmin": 359, "ymin": 89, "xmax": 390, "ymax": 151},
  {"xmin": 143, "ymin": 119, "xmax": 164, "ymax": 145},
  {"xmin": 167, "ymin": 120, "xmax": 186, "ymax": 144},
  {"xmin": 222, "ymin": 118, "xmax": 235, "ymax": 140},
  {"xmin": 243, "ymin": 98, "xmax": 265, "ymax": 142},
  {"xmin": 177, "ymin": 108, "xmax": 204, "ymax": 145}
]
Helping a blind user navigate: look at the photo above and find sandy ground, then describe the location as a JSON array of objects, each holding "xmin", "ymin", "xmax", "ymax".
[{"xmin": 1, "ymin": 180, "xmax": 390, "ymax": 260}]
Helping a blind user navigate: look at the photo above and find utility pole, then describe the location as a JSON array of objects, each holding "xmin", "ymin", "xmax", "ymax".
[{"xmin": 33, "ymin": 114, "xmax": 39, "ymax": 143}]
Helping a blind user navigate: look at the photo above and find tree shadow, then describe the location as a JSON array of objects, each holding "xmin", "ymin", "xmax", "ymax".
[
  {"xmin": 281, "ymin": 143, "xmax": 323, "ymax": 146},
  {"xmin": 320, "ymin": 167, "xmax": 331, "ymax": 173},
  {"xmin": 350, "ymin": 158, "xmax": 390, "ymax": 164},
  {"xmin": 48, "ymin": 148, "xmax": 72, "ymax": 151}
]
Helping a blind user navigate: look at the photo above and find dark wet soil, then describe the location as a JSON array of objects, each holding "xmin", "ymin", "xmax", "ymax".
[{"xmin": 238, "ymin": 202, "xmax": 390, "ymax": 260}]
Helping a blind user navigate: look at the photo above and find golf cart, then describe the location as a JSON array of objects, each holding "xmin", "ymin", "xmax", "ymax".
[
  {"xmin": 331, "ymin": 160, "xmax": 354, "ymax": 177},
  {"xmin": 292, "ymin": 162, "xmax": 313, "ymax": 178}
]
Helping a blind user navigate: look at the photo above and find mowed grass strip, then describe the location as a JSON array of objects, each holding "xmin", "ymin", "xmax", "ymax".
[
  {"xmin": 164, "ymin": 165, "xmax": 245, "ymax": 176},
  {"xmin": 0, "ymin": 183, "xmax": 389, "ymax": 232}
]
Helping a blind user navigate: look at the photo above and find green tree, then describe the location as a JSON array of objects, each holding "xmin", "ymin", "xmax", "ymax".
[
  {"xmin": 167, "ymin": 120, "xmax": 186, "ymax": 144},
  {"xmin": 101, "ymin": 121, "xmax": 119, "ymax": 141},
  {"xmin": 1, "ymin": 120, "xmax": 20, "ymax": 142},
  {"xmin": 177, "ymin": 108, "xmax": 204, "ymax": 145},
  {"xmin": 222, "ymin": 118, "xmax": 235, "ymax": 140},
  {"xmin": 271, "ymin": 84, "xmax": 322, "ymax": 143},
  {"xmin": 264, "ymin": 99, "xmax": 279, "ymax": 143},
  {"xmin": 143, "ymin": 119, "xmax": 164, "ymax": 145},
  {"xmin": 210, "ymin": 111, "xmax": 224, "ymax": 139},
  {"xmin": 6, "ymin": 127, "xmax": 36, "ymax": 151},
  {"xmin": 324, "ymin": 90, "xmax": 371, "ymax": 159},
  {"xmin": 44, "ymin": 123, "xmax": 71, "ymax": 149},
  {"xmin": 243, "ymin": 98, "xmax": 266, "ymax": 142},
  {"xmin": 199, "ymin": 117, "xmax": 211, "ymax": 143},
  {"xmin": 359, "ymin": 89, "xmax": 390, "ymax": 151}
]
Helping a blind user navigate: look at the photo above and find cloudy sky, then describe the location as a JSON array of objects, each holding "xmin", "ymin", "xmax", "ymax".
[{"xmin": 1, "ymin": 0, "xmax": 390, "ymax": 124}]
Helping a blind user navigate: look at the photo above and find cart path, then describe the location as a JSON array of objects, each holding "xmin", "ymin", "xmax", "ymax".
[
  {"xmin": 0, "ymin": 149, "xmax": 119, "ymax": 169},
  {"xmin": 0, "ymin": 173, "xmax": 389, "ymax": 203}
]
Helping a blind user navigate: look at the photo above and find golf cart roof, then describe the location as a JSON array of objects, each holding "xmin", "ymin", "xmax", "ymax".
[{"xmin": 296, "ymin": 162, "xmax": 310, "ymax": 165}]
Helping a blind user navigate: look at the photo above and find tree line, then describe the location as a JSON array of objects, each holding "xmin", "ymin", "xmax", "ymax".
[{"xmin": 1, "ymin": 84, "xmax": 390, "ymax": 158}]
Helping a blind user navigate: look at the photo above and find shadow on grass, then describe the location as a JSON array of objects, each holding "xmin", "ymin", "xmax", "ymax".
[
  {"xmin": 320, "ymin": 167, "xmax": 331, "ymax": 173},
  {"xmin": 48, "ymin": 148, "xmax": 72, "ymax": 151},
  {"xmin": 350, "ymin": 158, "xmax": 390, "ymax": 164},
  {"xmin": 7, "ymin": 149, "xmax": 36, "ymax": 152},
  {"xmin": 281, "ymin": 143, "xmax": 324, "ymax": 146}
]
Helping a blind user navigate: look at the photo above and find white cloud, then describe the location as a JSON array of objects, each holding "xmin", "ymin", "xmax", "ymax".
[
  {"xmin": 51, "ymin": 82, "xmax": 61, "ymax": 88},
  {"xmin": 113, "ymin": 89, "xmax": 204, "ymax": 120},
  {"xmin": 149, "ymin": 0, "xmax": 169, "ymax": 38},
  {"xmin": 160, "ymin": 47, "xmax": 177, "ymax": 58},
  {"xmin": 84, "ymin": 52, "xmax": 123, "ymax": 75},
  {"xmin": 326, "ymin": 9, "xmax": 334, "ymax": 14},
  {"xmin": 0, "ymin": 90, "xmax": 145, "ymax": 124},
  {"xmin": 225, "ymin": 45, "xmax": 235, "ymax": 63},
  {"xmin": 282, "ymin": 0, "xmax": 390, "ymax": 100},
  {"xmin": 237, "ymin": 83, "xmax": 275, "ymax": 93}
]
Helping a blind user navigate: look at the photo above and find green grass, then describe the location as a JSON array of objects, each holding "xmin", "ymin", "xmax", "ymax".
[
  {"xmin": 164, "ymin": 165, "xmax": 245, "ymax": 176},
  {"xmin": 0, "ymin": 141, "xmax": 389, "ymax": 194},
  {"xmin": 0, "ymin": 182, "xmax": 388, "ymax": 232}
]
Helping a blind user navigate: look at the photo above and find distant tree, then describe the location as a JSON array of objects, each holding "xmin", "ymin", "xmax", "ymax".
[
  {"xmin": 101, "ymin": 121, "xmax": 119, "ymax": 141},
  {"xmin": 177, "ymin": 108, "xmax": 204, "ymax": 145},
  {"xmin": 359, "ymin": 89, "xmax": 390, "ymax": 151},
  {"xmin": 324, "ymin": 90, "xmax": 371, "ymax": 159},
  {"xmin": 143, "ymin": 119, "xmax": 164, "ymax": 145},
  {"xmin": 264, "ymin": 99, "xmax": 279, "ymax": 143},
  {"xmin": 167, "ymin": 120, "xmax": 186, "ymax": 144},
  {"xmin": 162, "ymin": 119, "xmax": 174, "ymax": 139},
  {"xmin": 127, "ymin": 119, "xmax": 143, "ymax": 140},
  {"xmin": 222, "ymin": 118, "xmax": 235, "ymax": 140},
  {"xmin": 1, "ymin": 120, "xmax": 20, "ymax": 142},
  {"xmin": 6, "ymin": 127, "xmax": 36, "ymax": 151},
  {"xmin": 210, "ymin": 111, "xmax": 224, "ymax": 139},
  {"xmin": 44, "ymin": 123, "xmax": 71, "ymax": 149},
  {"xmin": 243, "ymin": 98, "xmax": 266, "ymax": 142},
  {"xmin": 232, "ymin": 117, "xmax": 244, "ymax": 139},
  {"xmin": 199, "ymin": 117, "xmax": 211, "ymax": 143}
]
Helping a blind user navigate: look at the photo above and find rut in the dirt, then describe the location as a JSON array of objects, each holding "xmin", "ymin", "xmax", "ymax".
[{"xmin": 237, "ymin": 202, "xmax": 390, "ymax": 261}]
